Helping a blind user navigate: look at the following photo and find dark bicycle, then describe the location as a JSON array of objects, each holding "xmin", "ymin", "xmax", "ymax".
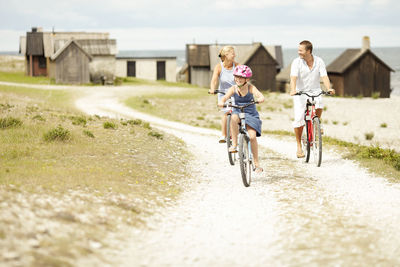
[
  {"xmin": 225, "ymin": 101, "xmax": 258, "ymax": 187},
  {"xmin": 209, "ymin": 90, "xmax": 237, "ymax": 165},
  {"xmin": 294, "ymin": 90, "xmax": 331, "ymax": 167}
]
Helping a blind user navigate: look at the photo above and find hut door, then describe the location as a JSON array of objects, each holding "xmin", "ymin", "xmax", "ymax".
[
  {"xmin": 127, "ymin": 61, "xmax": 136, "ymax": 77},
  {"xmin": 157, "ymin": 61, "xmax": 166, "ymax": 80}
]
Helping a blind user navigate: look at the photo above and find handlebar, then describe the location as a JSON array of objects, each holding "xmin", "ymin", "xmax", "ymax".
[
  {"xmin": 208, "ymin": 90, "xmax": 225, "ymax": 95},
  {"xmin": 294, "ymin": 91, "xmax": 333, "ymax": 97},
  {"xmin": 223, "ymin": 101, "xmax": 258, "ymax": 110}
]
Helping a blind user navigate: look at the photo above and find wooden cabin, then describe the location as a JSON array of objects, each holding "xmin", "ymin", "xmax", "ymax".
[
  {"xmin": 185, "ymin": 43, "xmax": 282, "ymax": 90},
  {"xmin": 327, "ymin": 37, "xmax": 394, "ymax": 98},
  {"xmin": 21, "ymin": 27, "xmax": 116, "ymax": 84},
  {"xmin": 49, "ymin": 40, "xmax": 92, "ymax": 84}
]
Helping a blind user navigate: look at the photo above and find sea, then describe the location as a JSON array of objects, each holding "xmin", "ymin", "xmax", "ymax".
[{"xmin": 2, "ymin": 47, "xmax": 399, "ymax": 96}]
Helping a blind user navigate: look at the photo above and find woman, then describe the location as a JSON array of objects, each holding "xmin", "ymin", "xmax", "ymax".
[{"xmin": 209, "ymin": 46, "xmax": 239, "ymax": 143}]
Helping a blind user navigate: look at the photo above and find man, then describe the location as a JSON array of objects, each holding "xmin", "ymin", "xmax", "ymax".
[{"xmin": 289, "ymin": 40, "xmax": 335, "ymax": 158}]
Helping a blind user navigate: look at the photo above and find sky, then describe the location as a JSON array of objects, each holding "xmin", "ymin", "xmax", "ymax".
[{"xmin": 0, "ymin": 0, "xmax": 399, "ymax": 51}]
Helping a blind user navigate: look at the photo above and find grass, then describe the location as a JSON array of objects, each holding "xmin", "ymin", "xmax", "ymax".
[
  {"xmin": 0, "ymin": 84, "xmax": 190, "ymax": 265},
  {"xmin": 261, "ymin": 129, "xmax": 400, "ymax": 177},
  {"xmin": 0, "ymin": 71, "xmax": 53, "ymax": 84}
]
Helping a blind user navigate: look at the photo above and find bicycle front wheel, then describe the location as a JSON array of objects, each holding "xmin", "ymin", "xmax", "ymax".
[
  {"xmin": 239, "ymin": 133, "xmax": 251, "ymax": 187},
  {"xmin": 312, "ymin": 117, "xmax": 322, "ymax": 167},
  {"xmin": 226, "ymin": 114, "xmax": 235, "ymax": 166}
]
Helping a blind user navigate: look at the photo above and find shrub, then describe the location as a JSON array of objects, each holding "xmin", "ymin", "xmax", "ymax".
[
  {"xmin": 32, "ymin": 114, "xmax": 45, "ymax": 121},
  {"xmin": 380, "ymin": 123, "xmax": 387, "ymax": 128},
  {"xmin": 70, "ymin": 116, "xmax": 87, "ymax": 126},
  {"xmin": 148, "ymin": 131, "xmax": 163, "ymax": 139},
  {"xmin": 103, "ymin": 121, "xmax": 117, "ymax": 129},
  {"xmin": 127, "ymin": 119, "xmax": 142, "ymax": 126},
  {"xmin": 365, "ymin": 132, "xmax": 374, "ymax": 140},
  {"xmin": 83, "ymin": 130, "xmax": 95, "ymax": 138},
  {"xmin": 283, "ymin": 102, "xmax": 293, "ymax": 109},
  {"xmin": 197, "ymin": 116, "xmax": 205, "ymax": 120},
  {"xmin": 143, "ymin": 122, "xmax": 151, "ymax": 130},
  {"xmin": 143, "ymin": 99, "xmax": 150, "ymax": 104},
  {"xmin": 114, "ymin": 77, "xmax": 123, "ymax": 86},
  {"xmin": 0, "ymin": 117, "xmax": 23, "ymax": 129},
  {"xmin": 332, "ymin": 121, "xmax": 338, "ymax": 125},
  {"xmin": 371, "ymin": 92, "xmax": 380, "ymax": 99},
  {"xmin": 343, "ymin": 122, "xmax": 348, "ymax": 126},
  {"xmin": 44, "ymin": 125, "xmax": 71, "ymax": 142}
]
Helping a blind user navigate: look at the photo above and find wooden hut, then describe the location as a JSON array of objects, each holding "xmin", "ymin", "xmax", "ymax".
[
  {"xmin": 49, "ymin": 40, "xmax": 92, "ymax": 84},
  {"xmin": 185, "ymin": 43, "xmax": 281, "ymax": 90},
  {"xmin": 22, "ymin": 27, "xmax": 116, "ymax": 84},
  {"xmin": 327, "ymin": 37, "xmax": 394, "ymax": 98}
]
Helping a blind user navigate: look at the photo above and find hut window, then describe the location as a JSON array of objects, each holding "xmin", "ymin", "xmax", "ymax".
[{"xmin": 38, "ymin": 57, "xmax": 47, "ymax": 68}]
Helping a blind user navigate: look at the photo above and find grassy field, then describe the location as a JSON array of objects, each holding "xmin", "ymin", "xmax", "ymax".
[
  {"xmin": 0, "ymin": 84, "xmax": 190, "ymax": 266},
  {"xmin": 125, "ymin": 87, "xmax": 400, "ymax": 180}
]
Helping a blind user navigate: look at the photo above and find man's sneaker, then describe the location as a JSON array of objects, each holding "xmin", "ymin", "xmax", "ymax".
[{"xmin": 219, "ymin": 136, "xmax": 226, "ymax": 143}]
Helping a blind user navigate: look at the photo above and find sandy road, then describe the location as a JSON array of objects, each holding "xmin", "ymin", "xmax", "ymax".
[{"xmin": 73, "ymin": 86, "xmax": 400, "ymax": 266}]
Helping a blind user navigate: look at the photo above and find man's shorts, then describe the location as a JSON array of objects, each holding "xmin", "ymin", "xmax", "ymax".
[{"xmin": 292, "ymin": 94, "xmax": 323, "ymax": 128}]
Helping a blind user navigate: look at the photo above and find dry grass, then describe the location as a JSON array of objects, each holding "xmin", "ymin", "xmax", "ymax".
[{"xmin": 0, "ymin": 85, "xmax": 190, "ymax": 265}]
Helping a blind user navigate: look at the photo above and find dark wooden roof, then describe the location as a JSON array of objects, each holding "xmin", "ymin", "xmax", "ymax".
[
  {"xmin": 327, "ymin": 49, "xmax": 394, "ymax": 74},
  {"xmin": 186, "ymin": 44, "xmax": 210, "ymax": 67},
  {"xmin": 26, "ymin": 32, "xmax": 44, "ymax": 56}
]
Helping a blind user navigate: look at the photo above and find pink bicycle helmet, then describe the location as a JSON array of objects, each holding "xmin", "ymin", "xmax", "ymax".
[{"xmin": 233, "ymin": 65, "xmax": 252, "ymax": 78}]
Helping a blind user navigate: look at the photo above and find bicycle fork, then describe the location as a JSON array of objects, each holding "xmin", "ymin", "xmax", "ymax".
[{"xmin": 239, "ymin": 113, "xmax": 255, "ymax": 170}]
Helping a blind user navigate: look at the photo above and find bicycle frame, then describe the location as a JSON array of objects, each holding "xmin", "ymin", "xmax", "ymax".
[
  {"xmin": 238, "ymin": 111, "xmax": 254, "ymax": 167},
  {"xmin": 304, "ymin": 99, "xmax": 317, "ymax": 146}
]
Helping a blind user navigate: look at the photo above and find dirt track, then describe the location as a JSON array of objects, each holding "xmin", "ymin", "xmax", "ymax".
[{"xmin": 74, "ymin": 85, "xmax": 400, "ymax": 266}]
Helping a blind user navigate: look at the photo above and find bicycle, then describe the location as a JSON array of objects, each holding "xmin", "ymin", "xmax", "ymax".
[
  {"xmin": 209, "ymin": 90, "xmax": 237, "ymax": 165},
  {"xmin": 294, "ymin": 90, "xmax": 331, "ymax": 167},
  {"xmin": 225, "ymin": 101, "xmax": 258, "ymax": 187}
]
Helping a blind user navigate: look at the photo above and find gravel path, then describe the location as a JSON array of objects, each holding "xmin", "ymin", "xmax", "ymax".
[{"xmin": 74, "ymin": 86, "xmax": 400, "ymax": 266}]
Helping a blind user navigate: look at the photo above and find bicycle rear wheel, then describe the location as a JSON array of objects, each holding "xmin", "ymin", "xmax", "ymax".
[
  {"xmin": 312, "ymin": 117, "xmax": 322, "ymax": 167},
  {"xmin": 304, "ymin": 120, "xmax": 311, "ymax": 163},
  {"xmin": 226, "ymin": 114, "xmax": 235, "ymax": 166},
  {"xmin": 239, "ymin": 133, "xmax": 251, "ymax": 187}
]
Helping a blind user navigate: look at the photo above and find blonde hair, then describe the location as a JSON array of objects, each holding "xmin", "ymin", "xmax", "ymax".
[{"xmin": 218, "ymin": 46, "xmax": 235, "ymax": 62}]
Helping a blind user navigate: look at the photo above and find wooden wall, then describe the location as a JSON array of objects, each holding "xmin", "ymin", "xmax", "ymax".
[
  {"xmin": 54, "ymin": 43, "xmax": 90, "ymax": 84},
  {"xmin": 247, "ymin": 47, "xmax": 277, "ymax": 91},
  {"xmin": 343, "ymin": 53, "xmax": 391, "ymax": 97}
]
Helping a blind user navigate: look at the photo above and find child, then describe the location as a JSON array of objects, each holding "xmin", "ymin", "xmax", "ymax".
[{"xmin": 218, "ymin": 65, "xmax": 264, "ymax": 173}]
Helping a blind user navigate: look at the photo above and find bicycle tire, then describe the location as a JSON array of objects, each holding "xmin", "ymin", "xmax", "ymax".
[
  {"xmin": 226, "ymin": 114, "xmax": 235, "ymax": 166},
  {"xmin": 305, "ymin": 120, "xmax": 311, "ymax": 163},
  {"xmin": 239, "ymin": 133, "xmax": 251, "ymax": 187},
  {"xmin": 312, "ymin": 117, "xmax": 322, "ymax": 167}
]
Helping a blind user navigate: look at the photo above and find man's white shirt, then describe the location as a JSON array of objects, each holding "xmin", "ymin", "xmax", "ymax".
[{"xmin": 290, "ymin": 55, "xmax": 328, "ymax": 93}]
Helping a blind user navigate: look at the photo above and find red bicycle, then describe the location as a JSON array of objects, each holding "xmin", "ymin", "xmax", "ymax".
[{"xmin": 295, "ymin": 91, "xmax": 331, "ymax": 167}]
